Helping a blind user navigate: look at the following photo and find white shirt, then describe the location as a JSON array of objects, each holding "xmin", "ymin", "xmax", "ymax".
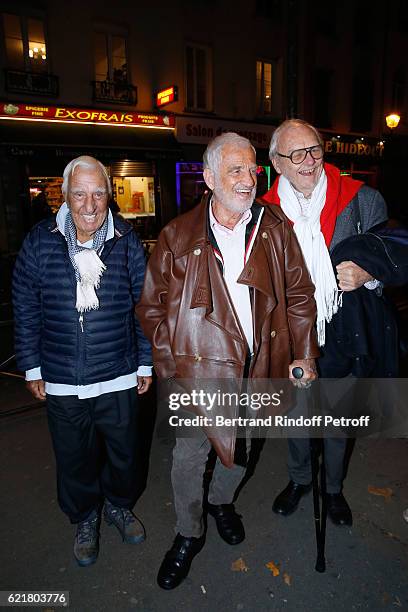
[
  {"xmin": 209, "ymin": 203, "xmax": 254, "ymax": 353},
  {"xmin": 26, "ymin": 203, "xmax": 152, "ymax": 398}
]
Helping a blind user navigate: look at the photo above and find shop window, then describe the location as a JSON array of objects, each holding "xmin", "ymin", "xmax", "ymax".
[
  {"xmin": 112, "ymin": 176, "xmax": 155, "ymax": 219},
  {"xmin": 2, "ymin": 13, "xmax": 48, "ymax": 72},
  {"xmin": 176, "ymin": 162, "xmax": 207, "ymax": 215},
  {"xmin": 176, "ymin": 162, "xmax": 270, "ymax": 215},
  {"xmin": 29, "ymin": 177, "xmax": 63, "ymax": 223},
  {"xmin": 185, "ymin": 43, "xmax": 212, "ymax": 111},
  {"xmin": 256, "ymin": 59, "xmax": 282, "ymax": 117}
]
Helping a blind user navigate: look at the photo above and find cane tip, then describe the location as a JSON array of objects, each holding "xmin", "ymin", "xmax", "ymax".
[{"xmin": 315, "ymin": 558, "xmax": 326, "ymax": 573}]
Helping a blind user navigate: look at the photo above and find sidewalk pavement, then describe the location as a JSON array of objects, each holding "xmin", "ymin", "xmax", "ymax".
[{"xmin": 1, "ymin": 379, "xmax": 407, "ymax": 612}]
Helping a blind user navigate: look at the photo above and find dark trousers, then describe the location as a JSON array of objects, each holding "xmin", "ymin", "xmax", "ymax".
[
  {"xmin": 46, "ymin": 389, "xmax": 141, "ymax": 524},
  {"xmin": 287, "ymin": 437, "xmax": 347, "ymax": 494},
  {"xmin": 286, "ymin": 333, "xmax": 355, "ymax": 493}
]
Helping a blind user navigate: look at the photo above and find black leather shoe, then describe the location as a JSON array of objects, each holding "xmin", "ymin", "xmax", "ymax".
[
  {"xmin": 207, "ymin": 503, "xmax": 245, "ymax": 545},
  {"xmin": 272, "ymin": 480, "xmax": 311, "ymax": 516},
  {"xmin": 157, "ymin": 533, "xmax": 205, "ymax": 590},
  {"xmin": 326, "ymin": 493, "xmax": 353, "ymax": 526}
]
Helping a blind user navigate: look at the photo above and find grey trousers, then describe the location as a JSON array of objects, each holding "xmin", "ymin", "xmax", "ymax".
[
  {"xmin": 287, "ymin": 437, "xmax": 347, "ymax": 494},
  {"xmin": 171, "ymin": 434, "xmax": 248, "ymax": 538}
]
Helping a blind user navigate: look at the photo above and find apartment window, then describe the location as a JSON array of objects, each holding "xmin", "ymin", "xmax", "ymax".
[
  {"xmin": 255, "ymin": 0, "xmax": 282, "ymax": 20},
  {"xmin": 185, "ymin": 43, "xmax": 212, "ymax": 111},
  {"xmin": 256, "ymin": 59, "xmax": 282, "ymax": 117},
  {"xmin": 353, "ymin": 0, "xmax": 373, "ymax": 45},
  {"xmin": 392, "ymin": 68, "xmax": 405, "ymax": 110},
  {"xmin": 314, "ymin": 68, "xmax": 332, "ymax": 128},
  {"xmin": 351, "ymin": 77, "xmax": 374, "ymax": 132},
  {"xmin": 396, "ymin": 0, "xmax": 408, "ymax": 33},
  {"xmin": 94, "ymin": 32, "xmax": 128, "ymax": 83},
  {"xmin": 316, "ymin": 1, "xmax": 336, "ymax": 37},
  {"xmin": 2, "ymin": 13, "xmax": 48, "ymax": 72}
]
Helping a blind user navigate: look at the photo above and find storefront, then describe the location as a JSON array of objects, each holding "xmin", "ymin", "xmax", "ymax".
[
  {"xmin": 0, "ymin": 101, "xmax": 179, "ymax": 254},
  {"xmin": 174, "ymin": 116, "xmax": 275, "ymax": 214},
  {"xmin": 320, "ymin": 132, "xmax": 385, "ymax": 188}
]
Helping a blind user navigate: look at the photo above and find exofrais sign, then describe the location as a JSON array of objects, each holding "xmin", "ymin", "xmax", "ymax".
[{"xmin": 0, "ymin": 102, "xmax": 175, "ymax": 129}]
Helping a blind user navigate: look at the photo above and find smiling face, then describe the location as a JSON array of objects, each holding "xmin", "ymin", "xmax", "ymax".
[
  {"xmin": 67, "ymin": 165, "xmax": 109, "ymax": 243},
  {"xmin": 204, "ymin": 143, "xmax": 257, "ymax": 216},
  {"xmin": 272, "ymin": 124, "xmax": 324, "ymax": 197}
]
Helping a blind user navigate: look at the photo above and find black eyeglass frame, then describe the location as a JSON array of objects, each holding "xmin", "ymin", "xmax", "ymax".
[{"xmin": 277, "ymin": 145, "xmax": 324, "ymax": 165}]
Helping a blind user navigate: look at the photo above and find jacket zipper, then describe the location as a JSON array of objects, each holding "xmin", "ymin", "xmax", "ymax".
[{"xmin": 77, "ymin": 312, "xmax": 85, "ymax": 385}]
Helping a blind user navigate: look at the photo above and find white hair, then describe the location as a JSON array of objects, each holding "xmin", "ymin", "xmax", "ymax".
[
  {"xmin": 61, "ymin": 155, "xmax": 112, "ymax": 198},
  {"xmin": 203, "ymin": 132, "xmax": 256, "ymax": 172},
  {"xmin": 269, "ymin": 119, "xmax": 323, "ymax": 160}
]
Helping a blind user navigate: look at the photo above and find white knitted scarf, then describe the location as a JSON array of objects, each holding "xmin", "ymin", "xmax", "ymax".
[
  {"xmin": 64, "ymin": 208, "xmax": 108, "ymax": 313},
  {"xmin": 277, "ymin": 170, "xmax": 339, "ymax": 346}
]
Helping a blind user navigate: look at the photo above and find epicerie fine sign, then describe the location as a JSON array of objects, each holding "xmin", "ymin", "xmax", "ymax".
[
  {"xmin": 175, "ymin": 117, "xmax": 275, "ymax": 148},
  {"xmin": 0, "ymin": 102, "xmax": 175, "ymax": 129}
]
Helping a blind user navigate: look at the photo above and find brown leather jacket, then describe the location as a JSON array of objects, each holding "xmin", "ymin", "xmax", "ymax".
[{"xmin": 136, "ymin": 193, "xmax": 319, "ymax": 465}]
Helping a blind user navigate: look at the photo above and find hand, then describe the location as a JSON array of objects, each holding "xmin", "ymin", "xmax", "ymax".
[
  {"xmin": 137, "ymin": 375, "xmax": 153, "ymax": 395},
  {"xmin": 289, "ymin": 359, "xmax": 318, "ymax": 388},
  {"xmin": 336, "ymin": 261, "xmax": 373, "ymax": 292},
  {"xmin": 26, "ymin": 379, "xmax": 46, "ymax": 401}
]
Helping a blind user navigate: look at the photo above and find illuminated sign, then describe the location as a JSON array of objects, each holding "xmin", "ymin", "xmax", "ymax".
[
  {"xmin": 175, "ymin": 116, "xmax": 275, "ymax": 149},
  {"xmin": 0, "ymin": 102, "xmax": 175, "ymax": 129},
  {"xmin": 323, "ymin": 138, "xmax": 384, "ymax": 158},
  {"xmin": 155, "ymin": 86, "xmax": 178, "ymax": 108}
]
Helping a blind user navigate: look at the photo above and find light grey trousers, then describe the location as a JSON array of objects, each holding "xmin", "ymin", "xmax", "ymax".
[{"xmin": 171, "ymin": 433, "xmax": 248, "ymax": 537}]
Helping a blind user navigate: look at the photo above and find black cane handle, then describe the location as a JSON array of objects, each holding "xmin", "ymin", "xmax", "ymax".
[{"xmin": 292, "ymin": 367, "xmax": 304, "ymax": 379}]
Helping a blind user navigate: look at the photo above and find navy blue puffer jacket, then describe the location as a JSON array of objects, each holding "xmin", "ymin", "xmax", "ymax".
[{"xmin": 12, "ymin": 215, "xmax": 152, "ymax": 385}]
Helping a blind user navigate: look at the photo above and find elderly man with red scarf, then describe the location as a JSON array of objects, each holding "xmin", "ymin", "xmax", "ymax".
[{"xmin": 262, "ymin": 119, "xmax": 388, "ymax": 526}]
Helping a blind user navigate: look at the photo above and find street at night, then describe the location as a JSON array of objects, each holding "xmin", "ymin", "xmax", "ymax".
[
  {"xmin": 1, "ymin": 0, "xmax": 408, "ymax": 610},
  {"xmin": 1, "ymin": 374, "xmax": 407, "ymax": 611}
]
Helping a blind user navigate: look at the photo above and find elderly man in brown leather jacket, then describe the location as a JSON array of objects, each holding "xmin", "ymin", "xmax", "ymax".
[{"xmin": 136, "ymin": 132, "xmax": 319, "ymax": 590}]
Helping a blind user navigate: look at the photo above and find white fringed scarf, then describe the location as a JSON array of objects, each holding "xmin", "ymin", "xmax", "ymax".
[
  {"xmin": 277, "ymin": 170, "xmax": 339, "ymax": 346},
  {"xmin": 64, "ymin": 210, "xmax": 108, "ymax": 312}
]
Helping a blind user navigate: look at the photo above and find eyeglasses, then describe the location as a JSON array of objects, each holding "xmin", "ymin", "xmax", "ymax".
[
  {"xmin": 69, "ymin": 190, "xmax": 108, "ymax": 202},
  {"xmin": 277, "ymin": 145, "xmax": 324, "ymax": 165}
]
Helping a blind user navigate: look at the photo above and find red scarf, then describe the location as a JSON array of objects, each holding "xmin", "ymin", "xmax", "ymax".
[{"xmin": 261, "ymin": 163, "xmax": 363, "ymax": 247}]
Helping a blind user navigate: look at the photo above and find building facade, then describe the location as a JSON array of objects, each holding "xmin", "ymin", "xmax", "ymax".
[{"xmin": 0, "ymin": 0, "xmax": 406, "ymax": 256}]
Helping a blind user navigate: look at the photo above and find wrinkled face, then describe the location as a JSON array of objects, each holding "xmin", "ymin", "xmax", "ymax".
[
  {"xmin": 67, "ymin": 166, "xmax": 109, "ymax": 242},
  {"xmin": 204, "ymin": 143, "xmax": 257, "ymax": 214},
  {"xmin": 272, "ymin": 125, "xmax": 324, "ymax": 197}
]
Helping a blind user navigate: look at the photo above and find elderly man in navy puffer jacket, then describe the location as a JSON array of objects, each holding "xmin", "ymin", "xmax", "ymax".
[{"xmin": 12, "ymin": 156, "xmax": 152, "ymax": 567}]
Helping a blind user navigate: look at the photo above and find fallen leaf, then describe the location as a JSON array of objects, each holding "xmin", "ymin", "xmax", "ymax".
[
  {"xmin": 231, "ymin": 557, "xmax": 249, "ymax": 572},
  {"xmin": 283, "ymin": 572, "xmax": 292, "ymax": 586},
  {"xmin": 393, "ymin": 595, "xmax": 402, "ymax": 607},
  {"xmin": 265, "ymin": 561, "xmax": 280, "ymax": 576},
  {"xmin": 367, "ymin": 486, "xmax": 393, "ymax": 501}
]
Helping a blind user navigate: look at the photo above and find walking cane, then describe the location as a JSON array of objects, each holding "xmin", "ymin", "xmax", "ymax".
[{"xmin": 292, "ymin": 367, "xmax": 326, "ymax": 573}]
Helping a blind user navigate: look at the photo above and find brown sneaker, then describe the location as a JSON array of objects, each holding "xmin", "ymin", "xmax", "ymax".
[
  {"xmin": 74, "ymin": 512, "xmax": 100, "ymax": 567},
  {"xmin": 104, "ymin": 500, "xmax": 145, "ymax": 544}
]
